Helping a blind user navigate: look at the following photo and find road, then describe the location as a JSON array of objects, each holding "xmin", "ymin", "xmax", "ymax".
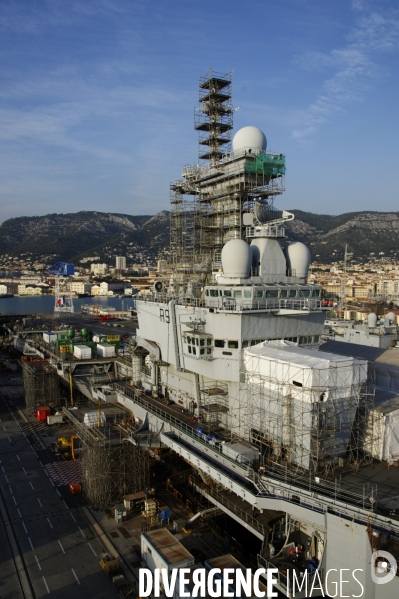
[{"xmin": 0, "ymin": 388, "xmax": 121, "ymax": 599}]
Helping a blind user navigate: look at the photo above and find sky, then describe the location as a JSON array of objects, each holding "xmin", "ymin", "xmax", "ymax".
[{"xmin": 0, "ymin": 0, "xmax": 398, "ymax": 222}]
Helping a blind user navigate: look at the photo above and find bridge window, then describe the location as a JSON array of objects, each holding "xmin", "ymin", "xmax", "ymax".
[
  {"xmin": 228, "ymin": 340, "xmax": 238, "ymax": 349},
  {"xmin": 215, "ymin": 339, "xmax": 224, "ymax": 348},
  {"xmin": 312, "ymin": 289, "xmax": 321, "ymax": 297},
  {"xmin": 244, "ymin": 289, "xmax": 252, "ymax": 298},
  {"xmin": 255, "ymin": 290, "xmax": 263, "ymax": 298},
  {"xmin": 224, "ymin": 289, "xmax": 232, "ymax": 297},
  {"xmin": 289, "ymin": 289, "xmax": 297, "ymax": 297},
  {"xmin": 299, "ymin": 336, "xmax": 312, "ymax": 344},
  {"xmin": 210, "ymin": 289, "xmax": 218, "ymax": 297},
  {"xmin": 280, "ymin": 290, "xmax": 288, "ymax": 298},
  {"xmin": 234, "ymin": 290, "xmax": 242, "ymax": 298},
  {"xmin": 299, "ymin": 289, "xmax": 310, "ymax": 297},
  {"xmin": 266, "ymin": 289, "xmax": 278, "ymax": 298}
]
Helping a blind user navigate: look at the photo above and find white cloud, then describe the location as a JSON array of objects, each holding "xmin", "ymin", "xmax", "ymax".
[{"xmin": 291, "ymin": 1, "xmax": 399, "ymax": 140}]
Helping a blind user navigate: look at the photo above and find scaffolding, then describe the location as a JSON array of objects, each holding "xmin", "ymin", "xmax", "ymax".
[
  {"xmin": 230, "ymin": 347, "xmax": 375, "ymax": 475},
  {"xmin": 199, "ymin": 380, "xmax": 229, "ymax": 429},
  {"xmin": 61, "ymin": 404, "xmax": 151, "ymax": 509},
  {"xmin": 169, "ymin": 69, "xmax": 286, "ymax": 293},
  {"xmin": 81, "ymin": 443, "xmax": 151, "ymax": 509},
  {"xmin": 22, "ymin": 361, "xmax": 61, "ymax": 410},
  {"xmin": 196, "ymin": 68, "xmax": 233, "ymax": 163}
]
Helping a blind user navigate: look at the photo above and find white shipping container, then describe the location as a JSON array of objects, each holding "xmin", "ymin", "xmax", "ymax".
[
  {"xmin": 73, "ymin": 344, "xmax": 92, "ymax": 359},
  {"xmin": 222, "ymin": 441, "xmax": 259, "ymax": 464},
  {"xmin": 43, "ymin": 331, "xmax": 57, "ymax": 344},
  {"xmin": 96, "ymin": 343, "xmax": 116, "ymax": 357},
  {"xmin": 47, "ymin": 414, "xmax": 63, "ymax": 425}
]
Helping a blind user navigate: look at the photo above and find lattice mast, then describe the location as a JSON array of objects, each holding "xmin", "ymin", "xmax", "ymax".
[
  {"xmin": 49, "ymin": 262, "xmax": 75, "ymax": 315},
  {"xmin": 169, "ymin": 69, "xmax": 286, "ymax": 290},
  {"xmin": 54, "ymin": 276, "xmax": 74, "ymax": 314},
  {"xmin": 169, "ymin": 69, "xmax": 232, "ymax": 282},
  {"xmin": 196, "ymin": 68, "xmax": 233, "ymax": 164}
]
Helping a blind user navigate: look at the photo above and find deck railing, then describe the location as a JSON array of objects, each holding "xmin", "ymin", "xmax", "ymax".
[{"xmin": 114, "ymin": 382, "xmax": 399, "ymax": 535}]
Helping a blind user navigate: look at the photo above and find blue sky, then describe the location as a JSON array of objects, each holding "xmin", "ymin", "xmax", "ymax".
[{"xmin": 0, "ymin": 0, "xmax": 398, "ymax": 222}]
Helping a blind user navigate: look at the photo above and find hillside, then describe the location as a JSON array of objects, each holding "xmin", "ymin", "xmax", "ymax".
[
  {"xmin": 0, "ymin": 211, "xmax": 169, "ymax": 262},
  {"xmin": 286, "ymin": 210, "xmax": 399, "ymax": 261},
  {"xmin": 0, "ymin": 209, "xmax": 397, "ymax": 263}
]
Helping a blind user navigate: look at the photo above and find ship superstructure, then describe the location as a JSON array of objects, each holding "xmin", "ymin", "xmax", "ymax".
[
  {"xmin": 136, "ymin": 69, "xmax": 372, "ymax": 476},
  {"xmin": 125, "ymin": 71, "xmax": 399, "ymax": 597}
]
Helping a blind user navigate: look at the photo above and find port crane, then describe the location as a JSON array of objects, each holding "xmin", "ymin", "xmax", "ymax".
[{"xmin": 48, "ymin": 261, "xmax": 75, "ymax": 315}]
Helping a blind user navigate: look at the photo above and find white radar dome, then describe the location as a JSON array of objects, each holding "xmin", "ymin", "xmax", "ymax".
[
  {"xmin": 368, "ymin": 313, "xmax": 378, "ymax": 328},
  {"xmin": 387, "ymin": 311, "xmax": 396, "ymax": 324},
  {"xmin": 221, "ymin": 239, "xmax": 251, "ymax": 279},
  {"xmin": 232, "ymin": 126, "xmax": 267, "ymax": 154},
  {"xmin": 284, "ymin": 242, "xmax": 311, "ymax": 279}
]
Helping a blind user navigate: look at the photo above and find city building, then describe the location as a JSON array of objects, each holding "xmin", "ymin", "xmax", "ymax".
[
  {"xmin": 115, "ymin": 256, "xmax": 126, "ymax": 271},
  {"xmin": 70, "ymin": 281, "xmax": 92, "ymax": 295},
  {"xmin": 90, "ymin": 263, "xmax": 109, "ymax": 276}
]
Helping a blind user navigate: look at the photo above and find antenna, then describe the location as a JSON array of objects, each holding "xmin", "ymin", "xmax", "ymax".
[{"xmin": 339, "ymin": 244, "xmax": 353, "ymax": 318}]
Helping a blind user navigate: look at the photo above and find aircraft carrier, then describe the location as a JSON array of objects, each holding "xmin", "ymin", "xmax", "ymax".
[{"xmin": 12, "ymin": 70, "xmax": 399, "ymax": 598}]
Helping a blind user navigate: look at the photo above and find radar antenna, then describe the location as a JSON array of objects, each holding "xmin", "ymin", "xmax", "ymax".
[{"xmin": 245, "ymin": 208, "xmax": 295, "ymax": 240}]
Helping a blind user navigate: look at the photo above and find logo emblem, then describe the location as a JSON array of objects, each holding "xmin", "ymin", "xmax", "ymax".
[{"xmin": 371, "ymin": 550, "xmax": 397, "ymax": 585}]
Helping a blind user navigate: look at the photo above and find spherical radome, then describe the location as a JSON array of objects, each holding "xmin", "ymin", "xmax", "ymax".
[
  {"xmin": 232, "ymin": 126, "xmax": 267, "ymax": 154},
  {"xmin": 284, "ymin": 242, "xmax": 311, "ymax": 279},
  {"xmin": 221, "ymin": 239, "xmax": 251, "ymax": 278},
  {"xmin": 387, "ymin": 311, "xmax": 396, "ymax": 323}
]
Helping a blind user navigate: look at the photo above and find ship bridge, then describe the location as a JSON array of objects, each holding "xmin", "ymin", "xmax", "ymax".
[{"xmin": 204, "ymin": 283, "xmax": 323, "ymax": 314}]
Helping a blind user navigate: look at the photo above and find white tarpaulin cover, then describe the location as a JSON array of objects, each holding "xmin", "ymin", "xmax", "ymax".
[
  {"xmin": 83, "ymin": 411, "xmax": 106, "ymax": 428},
  {"xmin": 244, "ymin": 340, "xmax": 367, "ymax": 402},
  {"xmin": 242, "ymin": 341, "xmax": 368, "ymax": 469},
  {"xmin": 383, "ymin": 414, "xmax": 399, "ymax": 464},
  {"xmin": 365, "ymin": 389, "xmax": 399, "ymax": 462}
]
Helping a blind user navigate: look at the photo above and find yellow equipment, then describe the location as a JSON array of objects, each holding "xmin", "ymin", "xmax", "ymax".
[{"xmin": 57, "ymin": 437, "xmax": 70, "ymax": 448}]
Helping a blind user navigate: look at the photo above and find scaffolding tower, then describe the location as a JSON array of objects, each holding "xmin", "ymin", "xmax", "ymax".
[
  {"xmin": 22, "ymin": 361, "xmax": 61, "ymax": 410},
  {"xmin": 199, "ymin": 380, "xmax": 229, "ymax": 430},
  {"xmin": 231, "ymin": 352, "xmax": 375, "ymax": 475},
  {"xmin": 82, "ymin": 443, "xmax": 151, "ymax": 509},
  {"xmin": 196, "ymin": 68, "xmax": 233, "ymax": 163},
  {"xmin": 61, "ymin": 405, "xmax": 151, "ymax": 509},
  {"xmin": 169, "ymin": 69, "xmax": 286, "ymax": 293}
]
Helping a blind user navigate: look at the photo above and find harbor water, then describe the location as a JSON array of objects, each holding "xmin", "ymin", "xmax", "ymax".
[{"xmin": 0, "ymin": 295, "xmax": 135, "ymax": 315}]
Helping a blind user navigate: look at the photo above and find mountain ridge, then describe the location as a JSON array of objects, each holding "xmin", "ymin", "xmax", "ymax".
[{"xmin": 0, "ymin": 209, "xmax": 397, "ymax": 263}]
